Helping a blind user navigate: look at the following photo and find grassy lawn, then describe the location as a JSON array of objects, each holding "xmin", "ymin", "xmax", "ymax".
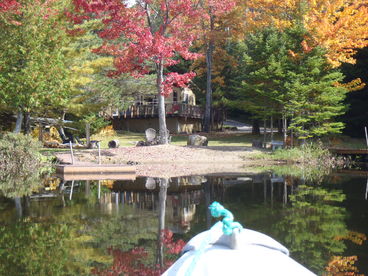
[
  {"xmin": 39, "ymin": 130, "xmax": 367, "ymax": 154},
  {"xmin": 91, "ymin": 131, "xmax": 269, "ymax": 148}
]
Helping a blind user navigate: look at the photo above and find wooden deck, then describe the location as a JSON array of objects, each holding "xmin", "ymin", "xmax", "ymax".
[
  {"xmin": 329, "ymin": 148, "xmax": 368, "ymax": 155},
  {"xmin": 119, "ymin": 103, "xmax": 203, "ymax": 119}
]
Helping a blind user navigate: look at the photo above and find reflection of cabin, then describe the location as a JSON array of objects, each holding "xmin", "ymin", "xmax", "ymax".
[{"xmin": 112, "ymin": 87, "xmax": 203, "ymax": 134}]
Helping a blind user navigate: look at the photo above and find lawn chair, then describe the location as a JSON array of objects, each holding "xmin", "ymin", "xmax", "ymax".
[{"xmin": 156, "ymin": 128, "xmax": 171, "ymax": 144}]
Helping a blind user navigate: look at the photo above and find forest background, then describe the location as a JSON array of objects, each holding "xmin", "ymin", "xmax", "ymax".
[{"xmin": 1, "ymin": 0, "xmax": 368, "ymax": 142}]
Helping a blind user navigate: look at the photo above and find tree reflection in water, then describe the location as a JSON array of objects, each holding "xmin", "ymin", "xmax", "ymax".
[
  {"xmin": 0, "ymin": 172, "xmax": 366, "ymax": 275},
  {"xmin": 275, "ymin": 184, "xmax": 347, "ymax": 274},
  {"xmin": 92, "ymin": 178, "xmax": 185, "ymax": 276},
  {"xmin": 0, "ymin": 218, "xmax": 70, "ymax": 276}
]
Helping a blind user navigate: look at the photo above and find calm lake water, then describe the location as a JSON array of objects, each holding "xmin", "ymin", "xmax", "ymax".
[{"xmin": 0, "ymin": 171, "xmax": 367, "ymax": 275}]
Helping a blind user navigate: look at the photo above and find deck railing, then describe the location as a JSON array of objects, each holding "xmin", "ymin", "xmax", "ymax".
[{"xmin": 120, "ymin": 103, "xmax": 203, "ymax": 119}]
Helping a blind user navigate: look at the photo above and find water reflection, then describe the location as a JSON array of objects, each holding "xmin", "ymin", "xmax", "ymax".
[
  {"xmin": 0, "ymin": 171, "xmax": 366, "ymax": 275},
  {"xmin": 275, "ymin": 185, "xmax": 347, "ymax": 273}
]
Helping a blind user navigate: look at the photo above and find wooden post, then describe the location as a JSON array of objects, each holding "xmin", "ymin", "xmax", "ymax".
[
  {"xmin": 69, "ymin": 180, "xmax": 75, "ymax": 201},
  {"xmin": 86, "ymin": 123, "xmax": 91, "ymax": 148},
  {"xmin": 69, "ymin": 141, "xmax": 74, "ymax": 165}
]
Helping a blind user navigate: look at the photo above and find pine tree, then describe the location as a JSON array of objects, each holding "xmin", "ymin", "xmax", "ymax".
[{"xmin": 231, "ymin": 26, "xmax": 349, "ymax": 140}]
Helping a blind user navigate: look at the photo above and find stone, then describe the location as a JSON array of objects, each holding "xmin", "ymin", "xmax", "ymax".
[{"xmin": 187, "ymin": 135, "xmax": 208, "ymax": 146}]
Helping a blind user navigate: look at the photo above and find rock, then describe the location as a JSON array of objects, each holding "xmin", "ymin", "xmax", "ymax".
[
  {"xmin": 135, "ymin": 140, "xmax": 146, "ymax": 147},
  {"xmin": 187, "ymin": 135, "xmax": 208, "ymax": 146},
  {"xmin": 108, "ymin": 139, "xmax": 120, "ymax": 148}
]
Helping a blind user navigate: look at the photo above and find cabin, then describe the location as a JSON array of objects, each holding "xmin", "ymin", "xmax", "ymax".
[{"xmin": 111, "ymin": 87, "xmax": 203, "ymax": 134}]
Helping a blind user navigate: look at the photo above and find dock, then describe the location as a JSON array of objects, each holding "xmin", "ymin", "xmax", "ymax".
[
  {"xmin": 56, "ymin": 164, "xmax": 136, "ymax": 181},
  {"xmin": 329, "ymin": 148, "xmax": 368, "ymax": 155}
]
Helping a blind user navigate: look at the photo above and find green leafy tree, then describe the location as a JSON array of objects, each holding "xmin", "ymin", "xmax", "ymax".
[{"xmin": 0, "ymin": 0, "xmax": 72, "ymax": 133}]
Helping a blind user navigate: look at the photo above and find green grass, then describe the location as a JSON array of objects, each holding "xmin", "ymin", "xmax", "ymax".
[
  {"xmin": 171, "ymin": 132, "xmax": 265, "ymax": 146},
  {"xmin": 39, "ymin": 130, "xmax": 368, "ymax": 154},
  {"xmin": 90, "ymin": 131, "xmax": 145, "ymax": 148},
  {"xmin": 39, "ymin": 131, "xmax": 264, "ymax": 154},
  {"xmin": 89, "ymin": 131, "xmax": 268, "ymax": 148}
]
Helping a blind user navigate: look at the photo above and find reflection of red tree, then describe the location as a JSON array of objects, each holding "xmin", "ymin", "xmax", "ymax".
[{"xmin": 92, "ymin": 229, "xmax": 185, "ymax": 276}]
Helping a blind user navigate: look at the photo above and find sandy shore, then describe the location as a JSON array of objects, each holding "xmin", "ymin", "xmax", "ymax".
[{"xmin": 55, "ymin": 145, "xmax": 274, "ymax": 177}]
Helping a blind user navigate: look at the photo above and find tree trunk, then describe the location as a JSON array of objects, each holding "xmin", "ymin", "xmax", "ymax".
[
  {"xmin": 270, "ymin": 115, "xmax": 274, "ymax": 141},
  {"xmin": 278, "ymin": 119, "xmax": 283, "ymax": 134},
  {"xmin": 203, "ymin": 15, "xmax": 215, "ymax": 133},
  {"xmin": 38, "ymin": 122, "xmax": 43, "ymax": 142},
  {"xmin": 59, "ymin": 111, "xmax": 67, "ymax": 142},
  {"xmin": 252, "ymin": 119, "xmax": 260, "ymax": 135},
  {"xmin": 156, "ymin": 62, "xmax": 169, "ymax": 144},
  {"xmin": 263, "ymin": 118, "xmax": 267, "ymax": 146},
  {"xmin": 14, "ymin": 197, "xmax": 22, "ymax": 218},
  {"xmin": 283, "ymin": 114, "xmax": 287, "ymax": 144},
  {"xmin": 86, "ymin": 123, "xmax": 91, "ymax": 148},
  {"xmin": 14, "ymin": 110, "xmax": 23, "ymax": 133},
  {"xmin": 24, "ymin": 111, "xmax": 31, "ymax": 134}
]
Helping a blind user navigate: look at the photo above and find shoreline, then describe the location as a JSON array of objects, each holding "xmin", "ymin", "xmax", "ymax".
[{"xmin": 54, "ymin": 145, "xmax": 277, "ymax": 178}]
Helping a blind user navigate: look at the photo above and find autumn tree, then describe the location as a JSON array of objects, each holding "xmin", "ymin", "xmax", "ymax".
[
  {"xmin": 245, "ymin": 0, "xmax": 368, "ymax": 67},
  {"xmin": 195, "ymin": 0, "xmax": 236, "ymax": 132},
  {"xmin": 63, "ymin": 19, "xmax": 157, "ymax": 138},
  {"xmin": 72, "ymin": 0, "xmax": 205, "ymax": 144},
  {"xmin": 0, "ymin": 0, "xmax": 72, "ymax": 133}
]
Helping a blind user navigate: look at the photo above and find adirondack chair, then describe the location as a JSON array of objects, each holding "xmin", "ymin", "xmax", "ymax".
[{"xmin": 156, "ymin": 128, "xmax": 171, "ymax": 144}]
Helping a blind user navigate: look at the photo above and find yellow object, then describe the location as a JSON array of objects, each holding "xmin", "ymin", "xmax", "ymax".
[
  {"xmin": 97, "ymin": 125, "xmax": 116, "ymax": 136},
  {"xmin": 32, "ymin": 126, "xmax": 63, "ymax": 144},
  {"xmin": 43, "ymin": 177, "xmax": 61, "ymax": 191},
  {"xmin": 100, "ymin": 180, "xmax": 114, "ymax": 188}
]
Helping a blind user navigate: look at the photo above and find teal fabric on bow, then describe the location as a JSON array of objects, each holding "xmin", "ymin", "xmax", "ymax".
[{"xmin": 209, "ymin": 201, "xmax": 243, "ymax": 235}]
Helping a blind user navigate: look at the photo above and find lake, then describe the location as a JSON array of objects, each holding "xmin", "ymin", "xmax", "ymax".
[{"xmin": 0, "ymin": 171, "xmax": 367, "ymax": 275}]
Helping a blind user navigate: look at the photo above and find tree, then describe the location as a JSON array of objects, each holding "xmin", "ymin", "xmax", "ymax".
[
  {"xmin": 244, "ymin": 0, "xmax": 368, "ymax": 67},
  {"xmin": 0, "ymin": 0, "xmax": 72, "ymax": 133},
  {"xmin": 72, "ymin": 0, "xmax": 203, "ymax": 144},
  {"xmin": 230, "ymin": 26, "xmax": 349, "ymax": 141},
  {"xmin": 195, "ymin": 0, "xmax": 236, "ymax": 132}
]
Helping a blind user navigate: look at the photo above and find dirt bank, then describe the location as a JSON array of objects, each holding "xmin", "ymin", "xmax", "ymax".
[{"xmin": 55, "ymin": 145, "xmax": 274, "ymax": 177}]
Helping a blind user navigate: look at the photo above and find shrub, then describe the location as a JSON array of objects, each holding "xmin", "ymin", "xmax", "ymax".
[{"xmin": 0, "ymin": 133, "xmax": 53, "ymax": 197}]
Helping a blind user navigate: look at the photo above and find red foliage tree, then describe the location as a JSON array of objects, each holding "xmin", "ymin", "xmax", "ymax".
[
  {"xmin": 71, "ymin": 0, "xmax": 204, "ymax": 143},
  {"xmin": 0, "ymin": 0, "xmax": 21, "ymax": 25},
  {"xmin": 0, "ymin": 0, "xmax": 20, "ymax": 13}
]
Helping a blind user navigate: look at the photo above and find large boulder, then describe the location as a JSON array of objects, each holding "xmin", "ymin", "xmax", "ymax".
[{"xmin": 187, "ymin": 135, "xmax": 208, "ymax": 146}]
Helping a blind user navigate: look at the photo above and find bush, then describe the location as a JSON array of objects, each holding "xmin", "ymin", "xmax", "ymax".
[{"xmin": 0, "ymin": 133, "xmax": 53, "ymax": 198}]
